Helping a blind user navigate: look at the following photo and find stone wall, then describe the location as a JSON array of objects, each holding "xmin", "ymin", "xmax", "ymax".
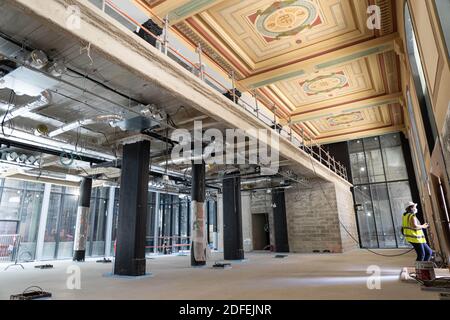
[
  {"xmin": 335, "ymin": 183, "xmax": 359, "ymax": 252},
  {"xmin": 285, "ymin": 179, "xmax": 358, "ymax": 253}
]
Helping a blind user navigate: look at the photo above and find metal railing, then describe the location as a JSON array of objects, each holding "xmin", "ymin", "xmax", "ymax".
[
  {"xmin": 145, "ymin": 235, "xmax": 191, "ymax": 254},
  {"xmin": 99, "ymin": 0, "xmax": 349, "ymax": 181}
]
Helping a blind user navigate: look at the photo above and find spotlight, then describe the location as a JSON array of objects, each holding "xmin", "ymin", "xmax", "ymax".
[
  {"xmin": 17, "ymin": 154, "xmax": 28, "ymax": 163},
  {"xmin": 27, "ymin": 50, "xmax": 48, "ymax": 69},
  {"xmin": 6, "ymin": 152, "xmax": 18, "ymax": 162},
  {"xmin": 47, "ymin": 60, "xmax": 67, "ymax": 77}
]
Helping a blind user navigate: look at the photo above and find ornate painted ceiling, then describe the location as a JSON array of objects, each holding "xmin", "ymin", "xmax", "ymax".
[{"xmin": 134, "ymin": 0, "xmax": 404, "ymax": 144}]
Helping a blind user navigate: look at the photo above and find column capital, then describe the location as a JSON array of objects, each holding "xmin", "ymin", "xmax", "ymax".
[{"xmin": 118, "ymin": 134, "xmax": 152, "ymax": 147}]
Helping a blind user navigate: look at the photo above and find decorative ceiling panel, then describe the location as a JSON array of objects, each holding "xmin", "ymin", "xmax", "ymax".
[
  {"xmin": 270, "ymin": 55, "xmax": 384, "ymax": 112},
  {"xmin": 135, "ymin": 0, "xmax": 403, "ymax": 143},
  {"xmin": 198, "ymin": 0, "xmax": 372, "ymax": 71}
]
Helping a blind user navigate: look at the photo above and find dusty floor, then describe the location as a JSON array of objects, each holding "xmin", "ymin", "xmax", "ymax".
[{"xmin": 0, "ymin": 250, "xmax": 442, "ymax": 300}]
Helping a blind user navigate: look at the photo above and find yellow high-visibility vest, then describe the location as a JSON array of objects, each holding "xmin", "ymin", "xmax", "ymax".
[{"xmin": 402, "ymin": 213, "xmax": 426, "ymax": 244}]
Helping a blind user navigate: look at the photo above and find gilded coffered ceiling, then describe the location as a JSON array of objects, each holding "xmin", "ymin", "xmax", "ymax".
[{"xmin": 134, "ymin": 0, "xmax": 404, "ymax": 144}]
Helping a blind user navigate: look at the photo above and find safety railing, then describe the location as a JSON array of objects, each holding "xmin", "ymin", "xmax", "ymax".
[
  {"xmin": 0, "ymin": 234, "xmax": 19, "ymax": 262},
  {"xmin": 100, "ymin": 0, "xmax": 349, "ymax": 181},
  {"xmin": 145, "ymin": 235, "xmax": 191, "ymax": 255}
]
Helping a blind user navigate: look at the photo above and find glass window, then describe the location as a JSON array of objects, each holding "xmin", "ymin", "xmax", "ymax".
[
  {"xmin": 0, "ymin": 188, "xmax": 23, "ymax": 220},
  {"xmin": 364, "ymin": 137, "xmax": 385, "ymax": 183},
  {"xmin": 434, "ymin": 0, "xmax": 450, "ymax": 58},
  {"xmin": 349, "ymin": 140, "xmax": 369, "ymax": 185},
  {"xmin": 354, "ymin": 185, "xmax": 378, "ymax": 248},
  {"xmin": 56, "ymin": 192, "xmax": 78, "ymax": 259},
  {"xmin": 388, "ymin": 182, "xmax": 413, "ymax": 248},
  {"xmin": 370, "ymin": 183, "xmax": 397, "ymax": 248},
  {"xmin": 380, "ymin": 134, "xmax": 408, "ymax": 181},
  {"xmin": 42, "ymin": 193, "xmax": 61, "ymax": 260},
  {"xmin": 349, "ymin": 132, "xmax": 417, "ymax": 249},
  {"xmin": 404, "ymin": 2, "xmax": 438, "ymax": 151},
  {"xmin": 0, "ymin": 221, "xmax": 17, "ymax": 234}
]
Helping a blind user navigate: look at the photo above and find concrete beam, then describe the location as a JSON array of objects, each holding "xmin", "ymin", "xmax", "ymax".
[
  {"xmin": 280, "ymin": 93, "xmax": 403, "ymax": 125},
  {"xmin": 133, "ymin": 0, "xmax": 226, "ymax": 25}
]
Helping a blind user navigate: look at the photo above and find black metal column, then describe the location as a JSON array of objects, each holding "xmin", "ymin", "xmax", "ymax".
[
  {"xmin": 191, "ymin": 162, "xmax": 207, "ymax": 266},
  {"xmin": 223, "ymin": 172, "xmax": 244, "ymax": 260},
  {"xmin": 272, "ymin": 189, "xmax": 290, "ymax": 253},
  {"xmin": 114, "ymin": 140, "xmax": 150, "ymax": 276},
  {"xmin": 73, "ymin": 178, "xmax": 92, "ymax": 261}
]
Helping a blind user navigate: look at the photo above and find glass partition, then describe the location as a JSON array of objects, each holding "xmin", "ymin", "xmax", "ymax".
[{"xmin": 349, "ymin": 133, "xmax": 415, "ymax": 248}]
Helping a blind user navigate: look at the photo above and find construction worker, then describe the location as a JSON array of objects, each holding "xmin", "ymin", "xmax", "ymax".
[{"xmin": 402, "ymin": 201, "xmax": 432, "ymax": 261}]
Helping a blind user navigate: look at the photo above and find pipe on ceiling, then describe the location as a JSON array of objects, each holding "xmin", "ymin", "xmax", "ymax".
[{"xmin": 48, "ymin": 114, "xmax": 123, "ymax": 138}]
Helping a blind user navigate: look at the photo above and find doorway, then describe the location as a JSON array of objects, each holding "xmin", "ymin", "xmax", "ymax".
[{"xmin": 252, "ymin": 213, "xmax": 270, "ymax": 250}]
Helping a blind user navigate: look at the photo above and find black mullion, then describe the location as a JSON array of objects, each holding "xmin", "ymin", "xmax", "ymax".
[{"xmin": 178, "ymin": 200, "xmax": 182, "ymax": 246}]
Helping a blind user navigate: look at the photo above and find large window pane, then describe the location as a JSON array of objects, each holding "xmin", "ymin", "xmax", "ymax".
[
  {"xmin": 42, "ymin": 193, "xmax": 61, "ymax": 260},
  {"xmin": 349, "ymin": 140, "xmax": 368, "ymax": 185},
  {"xmin": 56, "ymin": 193, "xmax": 78, "ymax": 259},
  {"xmin": 380, "ymin": 134, "xmax": 408, "ymax": 181},
  {"xmin": 364, "ymin": 137, "xmax": 385, "ymax": 183},
  {"xmin": 370, "ymin": 183, "xmax": 397, "ymax": 248},
  {"xmin": 354, "ymin": 185, "xmax": 378, "ymax": 248},
  {"xmin": 87, "ymin": 187, "xmax": 108, "ymax": 256},
  {"xmin": 388, "ymin": 182, "xmax": 413, "ymax": 248},
  {"xmin": 0, "ymin": 221, "xmax": 17, "ymax": 234},
  {"xmin": 434, "ymin": 0, "xmax": 450, "ymax": 58},
  {"xmin": 0, "ymin": 188, "xmax": 23, "ymax": 220},
  {"xmin": 17, "ymin": 189, "xmax": 43, "ymax": 260}
]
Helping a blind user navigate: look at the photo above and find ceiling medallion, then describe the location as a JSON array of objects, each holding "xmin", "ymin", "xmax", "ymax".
[
  {"xmin": 251, "ymin": 0, "xmax": 320, "ymax": 41},
  {"xmin": 301, "ymin": 72, "xmax": 349, "ymax": 96},
  {"xmin": 327, "ymin": 112, "xmax": 364, "ymax": 127}
]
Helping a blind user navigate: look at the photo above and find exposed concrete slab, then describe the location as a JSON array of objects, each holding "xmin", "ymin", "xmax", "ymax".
[{"xmin": 0, "ymin": 251, "xmax": 440, "ymax": 300}]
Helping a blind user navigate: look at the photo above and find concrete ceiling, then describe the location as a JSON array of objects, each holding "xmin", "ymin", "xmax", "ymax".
[{"xmin": 0, "ymin": 0, "xmax": 296, "ymax": 185}]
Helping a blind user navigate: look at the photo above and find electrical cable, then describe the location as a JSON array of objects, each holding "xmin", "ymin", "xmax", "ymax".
[{"xmin": 1, "ymin": 90, "xmax": 15, "ymax": 138}]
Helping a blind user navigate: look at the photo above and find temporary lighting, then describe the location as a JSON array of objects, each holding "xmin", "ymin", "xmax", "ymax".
[
  {"xmin": 17, "ymin": 154, "xmax": 28, "ymax": 163},
  {"xmin": 26, "ymin": 50, "xmax": 49, "ymax": 69},
  {"xmin": 47, "ymin": 60, "xmax": 67, "ymax": 77},
  {"xmin": 6, "ymin": 152, "xmax": 18, "ymax": 162}
]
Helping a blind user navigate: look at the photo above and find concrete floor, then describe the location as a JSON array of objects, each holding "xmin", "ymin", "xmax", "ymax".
[{"xmin": 0, "ymin": 250, "xmax": 442, "ymax": 300}]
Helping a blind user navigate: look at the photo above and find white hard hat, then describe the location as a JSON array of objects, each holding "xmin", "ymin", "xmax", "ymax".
[{"xmin": 405, "ymin": 201, "xmax": 417, "ymax": 208}]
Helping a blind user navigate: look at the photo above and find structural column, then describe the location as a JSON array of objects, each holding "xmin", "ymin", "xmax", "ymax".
[
  {"xmin": 272, "ymin": 189, "xmax": 290, "ymax": 253},
  {"xmin": 191, "ymin": 162, "xmax": 207, "ymax": 266},
  {"xmin": 114, "ymin": 140, "xmax": 150, "ymax": 276},
  {"xmin": 223, "ymin": 172, "xmax": 244, "ymax": 260},
  {"xmin": 73, "ymin": 178, "xmax": 93, "ymax": 261}
]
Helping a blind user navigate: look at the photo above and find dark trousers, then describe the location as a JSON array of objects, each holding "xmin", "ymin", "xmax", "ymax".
[{"xmin": 411, "ymin": 242, "xmax": 433, "ymax": 261}]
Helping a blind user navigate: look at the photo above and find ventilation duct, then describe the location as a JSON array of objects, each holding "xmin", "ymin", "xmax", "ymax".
[
  {"xmin": 48, "ymin": 114, "xmax": 123, "ymax": 138},
  {"xmin": 2, "ymin": 90, "xmax": 52, "ymax": 122}
]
